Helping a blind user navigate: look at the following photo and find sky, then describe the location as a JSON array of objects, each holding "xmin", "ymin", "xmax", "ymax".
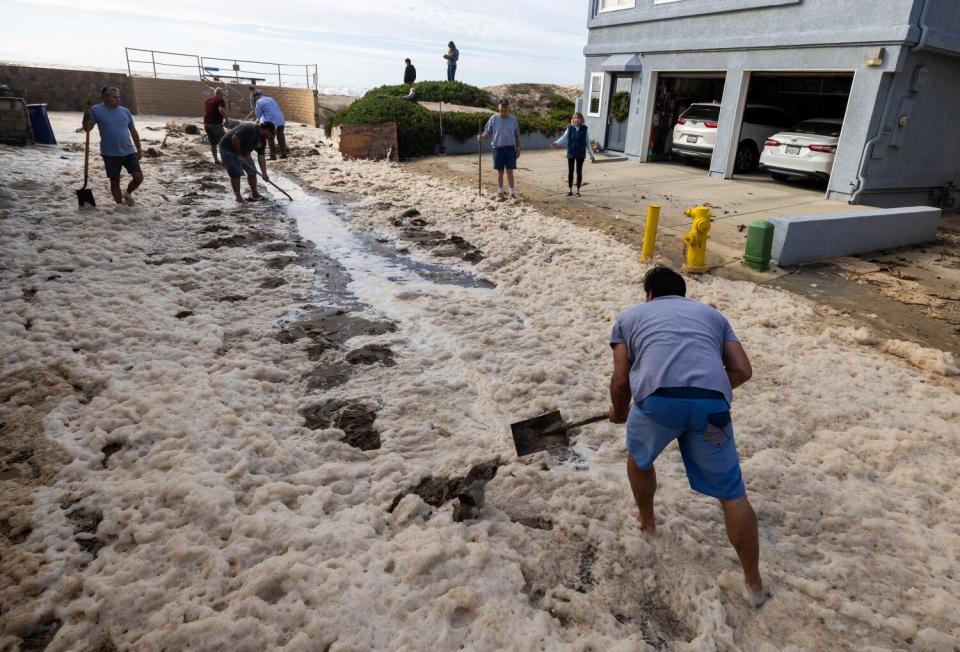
[{"xmin": 2, "ymin": 0, "xmax": 589, "ymax": 94}]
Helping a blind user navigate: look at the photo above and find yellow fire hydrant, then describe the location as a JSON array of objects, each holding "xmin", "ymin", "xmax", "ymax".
[{"xmin": 681, "ymin": 205, "xmax": 714, "ymax": 273}]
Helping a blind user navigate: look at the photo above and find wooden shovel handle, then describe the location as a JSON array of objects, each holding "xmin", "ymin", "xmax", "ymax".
[
  {"xmin": 83, "ymin": 127, "xmax": 91, "ymax": 188},
  {"xmin": 540, "ymin": 412, "xmax": 608, "ymax": 437},
  {"xmin": 563, "ymin": 412, "xmax": 609, "ymax": 430}
]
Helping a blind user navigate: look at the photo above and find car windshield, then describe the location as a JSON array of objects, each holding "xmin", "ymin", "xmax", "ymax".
[
  {"xmin": 790, "ymin": 121, "xmax": 841, "ymax": 137},
  {"xmin": 681, "ymin": 105, "xmax": 720, "ymax": 121}
]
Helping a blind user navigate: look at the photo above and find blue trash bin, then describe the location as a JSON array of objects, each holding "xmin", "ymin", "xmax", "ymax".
[{"xmin": 27, "ymin": 104, "xmax": 57, "ymax": 145}]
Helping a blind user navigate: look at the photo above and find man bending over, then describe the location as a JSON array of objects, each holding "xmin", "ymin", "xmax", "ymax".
[
  {"xmin": 218, "ymin": 121, "xmax": 275, "ymax": 203},
  {"xmin": 608, "ymin": 266, "xmax": 767, "ymax": 606}
]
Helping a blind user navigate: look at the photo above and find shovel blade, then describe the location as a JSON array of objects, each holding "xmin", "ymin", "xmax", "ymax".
[
  {"xmin": 76, "ymin": 188, "xmax": 95, "ymax": 208},
  {"xmin": 510, "ymin": 411, "xmax": 569, "ymax": 457}
]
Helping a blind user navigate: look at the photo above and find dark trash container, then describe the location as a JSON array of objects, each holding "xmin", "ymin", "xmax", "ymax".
[{"xmin": 27, "ymin": 104, "xmax": 57, "ymax": 145}]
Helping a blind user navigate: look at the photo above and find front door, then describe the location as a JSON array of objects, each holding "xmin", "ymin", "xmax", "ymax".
[{"xmin": 605, "ymin": 74, "xmax": 633, "ymax": 152}]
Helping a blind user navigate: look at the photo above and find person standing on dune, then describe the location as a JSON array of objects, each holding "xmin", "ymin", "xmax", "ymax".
[{"xmin": 443, "ymin": 41, "xmax": 459, "ymax": 81}]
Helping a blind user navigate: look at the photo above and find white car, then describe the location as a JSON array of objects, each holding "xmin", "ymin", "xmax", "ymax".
[
  {"xmin": 671, "ymin": 103, "xmax": 795, "ymax": 173},
  {"xmin": 760, "ymin": 118, "xmax": 843, "ymax": 181}
]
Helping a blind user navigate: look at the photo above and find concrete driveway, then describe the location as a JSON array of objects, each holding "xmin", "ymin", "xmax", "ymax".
[{"xmin": 427, "ymin": 149, "xmax": 862, "ymax": 272}]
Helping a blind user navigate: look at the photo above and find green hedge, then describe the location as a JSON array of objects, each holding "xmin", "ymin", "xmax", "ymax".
[
  {"xmin": 440, "ymin": 111, "xmax": 569, "ymax": 144},
  {"xmin": 325, "ymin": 95, "xmax": 437, "ymax": 159},
  {"xmin": 365, "ymin": 81, "xmax": 495, "ymax": 109},
  {"xmin": 325, "ymin": 92, "xmax": 576, "ymax": 156}
]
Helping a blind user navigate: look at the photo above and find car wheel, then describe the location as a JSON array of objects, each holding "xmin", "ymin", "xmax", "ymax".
[
  {"xmin": 734, "ymin": 141, "xmax": 759, "ymax": 173},
  {"xmin": 771, "ymin": 172, "xmax": 791, "ymax": 182}
]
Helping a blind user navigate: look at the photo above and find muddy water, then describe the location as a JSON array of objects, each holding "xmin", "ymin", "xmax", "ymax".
[{"xmin": 280, "ymin": 177, "xmax": 493, "ymax": 309}]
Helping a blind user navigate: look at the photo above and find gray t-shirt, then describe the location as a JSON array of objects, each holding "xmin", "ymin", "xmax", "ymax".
[
  {"xmin": 219, "ymin": 122, "xmax": 262, "ymax": 154},
  {"xmin": 610, "ymin": 295, "xmax": 738, "ymax": 404},
  {"xmin": 483, "ymin": 114, "xmax": 520, "ymax": 148}
]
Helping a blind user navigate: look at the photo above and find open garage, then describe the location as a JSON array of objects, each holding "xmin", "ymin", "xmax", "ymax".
[
  {"xmin": 733, "ymin": 72, "xmax": 854, "ymax": 179},
  {"xmin": 648, "ymin": 73, "xmax": 725, "ymax": 162}
]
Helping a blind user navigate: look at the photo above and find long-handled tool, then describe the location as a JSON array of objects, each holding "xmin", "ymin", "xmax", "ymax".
[
  {"xmin": 510, "ymin": 410, "xmax": 607, "ymax": 457},
  {"xmin": 477, "ymin": 116, "xmax": 482, "ymax": 196},
  {"xmin": 76, "ymin": 116, "xmax": 96, "ymax": 208},
  {"xmin": 254, "ymin": 170, "xmax": 293, "ymax": 201}
]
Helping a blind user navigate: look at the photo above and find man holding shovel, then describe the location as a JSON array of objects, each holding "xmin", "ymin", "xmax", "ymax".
[
  {"xmin": 82, "ymin": 86, "xmax": 143, "ymax": 206},
  {"xmin": 478, "ymin": 98, "xmax": 521, "ymax": 201},
  {"xmin": 218, "ymin": 121, "xmax": 275, "ymax": 202},
  {"xmin": 608, "ymin": 266, "xmax": 768, "ymax": 606}
]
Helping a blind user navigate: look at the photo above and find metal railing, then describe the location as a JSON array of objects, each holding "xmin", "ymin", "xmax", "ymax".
[{"xmin": 124, "ymin": 48, "xmax": 318, "ymax": 89}]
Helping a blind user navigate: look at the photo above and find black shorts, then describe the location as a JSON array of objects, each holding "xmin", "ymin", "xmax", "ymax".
[
  {"xmin": 204, "ymin": 123, "xmax": 225, "ymax": 146},
  {"xmin": 103, "ymin": 154, "xmax": 142, "ymax": 179}
]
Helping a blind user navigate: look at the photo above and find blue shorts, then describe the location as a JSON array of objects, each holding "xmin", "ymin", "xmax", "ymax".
[
  {"xmin": 627, "ymin": 388, "xmax": 745, "ymax": 500},
  {"xmin": 102, "ymin": 154, "xmax": 141, "ymax": 179},
  {"xmin": 492, "ymin": 146, "xmax": 517, "ymax": 170},
  {"xmin": 220, "ymin": 148, "xmax": 257, "ymax": 179}
]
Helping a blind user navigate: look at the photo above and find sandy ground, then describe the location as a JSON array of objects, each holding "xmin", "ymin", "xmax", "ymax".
[{"xmin": 2, "ymin": 114, "xmax": 960, "ymax": 651}]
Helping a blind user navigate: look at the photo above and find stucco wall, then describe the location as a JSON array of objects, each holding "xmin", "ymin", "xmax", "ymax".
[
  {"xmin": 131, "ymin": 78, "xmax": 319, "ymax": 126},
  {"xmin": 0, "ymin": 64, "xmax": 136, "ymax": 112},
  {"xmin": 853, "ymin": 49, "xmax": 960, "ymax": 207},
  {"xmin": 585, "ymin": 0, "xmax": 919, "ymax": 53}
]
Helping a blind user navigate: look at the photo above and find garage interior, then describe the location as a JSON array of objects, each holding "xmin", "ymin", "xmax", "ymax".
[
  {"xmin": 734, "ymin": 72, "xmax": 854, "ymax": 177},
  {"xmin": 648, "ymin": 73, "xmax": 726, "ymax": 161}
]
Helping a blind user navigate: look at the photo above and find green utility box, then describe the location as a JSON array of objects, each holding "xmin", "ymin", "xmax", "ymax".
[{"xmin": 743, "ymin": 220, "xmax": 774, "ymax": 271}]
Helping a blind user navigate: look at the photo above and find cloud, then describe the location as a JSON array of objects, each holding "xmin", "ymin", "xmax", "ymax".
[{"xmin": 4, "ymin": 0, "xmax": 588, "ymax": 89}]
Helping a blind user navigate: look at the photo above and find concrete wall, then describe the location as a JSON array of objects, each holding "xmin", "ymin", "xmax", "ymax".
[
  {"xmin": 770, "ymin": 206, "xmax": 941, "ymax": 265},
  {"xmin": 441, "ymin": 131, "xmax": 556, "ymax": 155},
  {"xmin": 0, "ymin": 64, "xmax": 136, "ymax": 112},
  {"xmin": 582, "ymin": 0, "xmax": 960, "ymax": 208},
  {"xmin": 131, "ymin": 78, "xmax": 319, "ymax": 126},
  {"xmin": 0, "ymin": 64, "xmax": 320, "ymax": 127},
  {"xmin": 852, "ymin": 49, "xmax": 960, "ymax": 207}
]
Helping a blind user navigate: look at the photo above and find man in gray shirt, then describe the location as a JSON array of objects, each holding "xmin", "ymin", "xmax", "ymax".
[
  {"xmin": 219, "ymin": 121, "xmax": 275, "ymax": 202},
  {"xmin": 608, "ymin": 266, "xmax": 768, "ymax": 606},
  {"xmin": 478, "ymin": 99, "xmax": 521, "ymax": 201}
]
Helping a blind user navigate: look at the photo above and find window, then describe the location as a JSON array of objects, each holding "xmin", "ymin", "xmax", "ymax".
[
  {"xmin": 680, "ymin": 105, "xmax": 721, "ymax": 122},
  {"xmin": 588, "ymin": 73, "xmax": 604, "ymax": 117},
  {"xmin": 599, "ymin": 0, "xmax": 636, "ymax": 11}
]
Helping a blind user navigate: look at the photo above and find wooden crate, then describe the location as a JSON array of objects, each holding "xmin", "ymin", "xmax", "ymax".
[{"xmin": 339, "ymin": 123, "xmax": 399, "ymax": 162}]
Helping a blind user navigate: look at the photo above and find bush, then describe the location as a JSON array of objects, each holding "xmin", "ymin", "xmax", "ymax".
[
  {"xmin": 439, "ymin": 111, "xmax": 569, "ymax": 144},
  {"xmin": 325, "ymin": 95, "xmax": 437, "ymax": 159},
  {"xmin": 366, "ymin": 81, "xmax": 495, "ymax": 109},
  {"xmin": 440, "ymin": 112, "xmax": 493, "ymax": 143},
  {"xmin": 547, "ymin": 94, "xmax": 575, "ymax": 115}
]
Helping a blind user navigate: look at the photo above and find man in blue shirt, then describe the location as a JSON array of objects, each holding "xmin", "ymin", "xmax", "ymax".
[
  {"xmin": 478, "ymin": 99, "xmax": 521, "ymax": 201},
  {"xmin": 608, "ymin": 266, "xmax": 768, "ymax": 606},
  {"xmin": 82, "ymin": 86, "xmax": 143, "ymax": 206},
  {"xmin": 252, "ymin": 90, "xmax": 286, "ymax": 160}
]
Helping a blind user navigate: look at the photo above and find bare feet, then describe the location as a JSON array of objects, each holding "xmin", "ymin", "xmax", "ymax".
[
  {"xmin": 745, "ymin": 583, "xmax": 772, "ymax": 608},
  {"xmin": 633, "ymin": 511, "xmax": 656, "ymax": 537},
  {"xmin": 234, "ymin": 195, "xmax": 245, "ymax": 203}
]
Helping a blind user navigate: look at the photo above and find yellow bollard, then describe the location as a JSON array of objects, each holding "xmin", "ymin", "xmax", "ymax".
[
  {"xmin": 641, "ymin": 204, "xmax": 660, "ymax": 263},
  {"xmin": 681, "ymin": 205, "xmax": 714, "ymax": 273}
]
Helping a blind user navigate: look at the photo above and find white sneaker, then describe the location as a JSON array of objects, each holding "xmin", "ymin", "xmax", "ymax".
[{"xmin": 123, "ymin": 191, "xmax": 135, "ymax": 206}]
